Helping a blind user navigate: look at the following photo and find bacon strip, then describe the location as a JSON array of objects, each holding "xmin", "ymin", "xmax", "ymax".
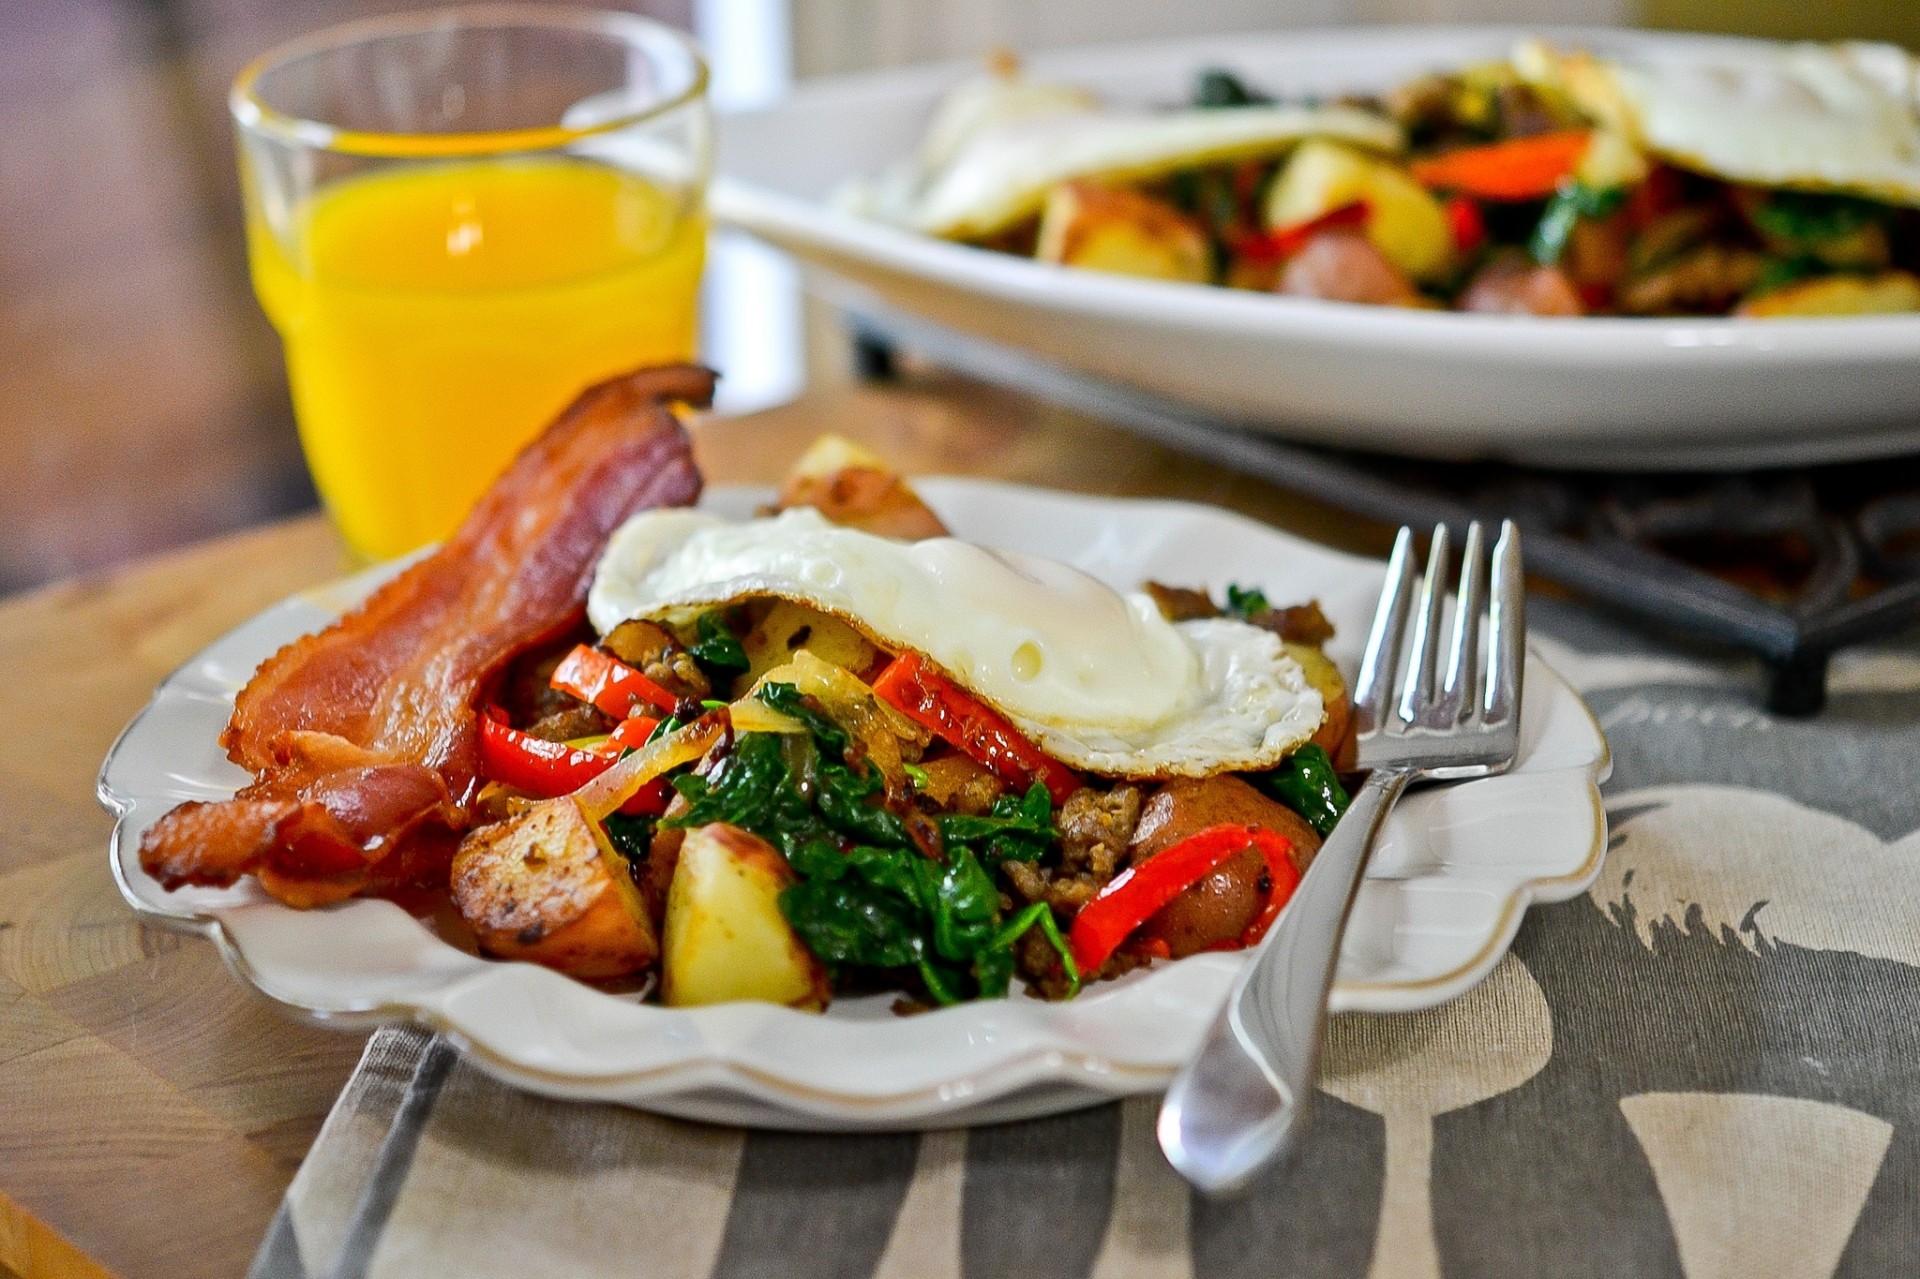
[{"xmin": 141, "ymin": 364, "xmax": 714, "ymax": 906}]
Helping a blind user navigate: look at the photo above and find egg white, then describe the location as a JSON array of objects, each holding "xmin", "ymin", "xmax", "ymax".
[
  {"xmin": 839, "ymin": 73, "xmax": 1403, "ymax": 240},
  {"xmin": 587, "ymin": 508, "xmax": 1323, "ymax": 779},
  {"xmin": 1523, "ymin": 38, "xmax": 1920, "ymax": 206}
]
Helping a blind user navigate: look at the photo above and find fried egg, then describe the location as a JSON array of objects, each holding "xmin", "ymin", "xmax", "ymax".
[
  {"xmin": 843, "ymin": 73, "xmax": 1402, "ymax": 239},
  {"xmin": 1518, "ymin": 38, "xmax": 1920, "ymax": 206},
  {"xmin": 587, "ymin": 508, "xmax": 1322, "ymax": 779}
]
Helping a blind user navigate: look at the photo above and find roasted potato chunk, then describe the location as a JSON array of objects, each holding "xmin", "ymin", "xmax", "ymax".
[
  {"xmin": 1266, "ymin": 140, "xmax": 1454, "ymax": 284},
  {"xmin": 1036, "ymin": 181, "xmax": 1212, "ymax": 284},
  {"xmin": 778, "ymin": 435, "xmax": 949, "ymax": 540},
  {"xmin": 662, "ymin": 824, "xmax": 829, "ymax": 1010},
  {"xmin": 1736, "ymin": 271, "xmax": 1920, "ymax": 318},
  {"xmin": 1258, "ymin": 600, "xmax": 1336, "ymax": 646},
  {"xmin": 1283, "ymin": 642, "xmax": 1355, "ymax": 770},
  {"xmin": 450, "ymin": 798, "xmax": 657, "ymax": 980},
  {"xmin": 1142, "ymin": 581, "xmax": 1221, "ymax": 622},
  {"xmin": 737, "ymin": 598, "xmax": 880, "ymax": 691}
]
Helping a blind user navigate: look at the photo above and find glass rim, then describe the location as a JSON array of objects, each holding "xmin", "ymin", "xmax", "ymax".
[{"xmin": 230, "ymin": 4, "xmax": 709, "ymax": 159}]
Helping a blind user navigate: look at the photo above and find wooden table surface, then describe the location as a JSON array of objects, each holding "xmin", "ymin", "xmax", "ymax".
[{"xmin": 0, "ymin": 371, "xmax": 1390, "ymax": 1279}]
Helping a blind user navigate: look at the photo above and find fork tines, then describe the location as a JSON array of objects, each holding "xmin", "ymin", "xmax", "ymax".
[{"xmin": 1353, "ymin": 521, "xmax": 1524, "ymax": 751}]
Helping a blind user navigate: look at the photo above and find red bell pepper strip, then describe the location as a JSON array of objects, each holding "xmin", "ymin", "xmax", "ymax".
[
  {"xmin": 1068, "ymin": 824, "xmax": 1298, "ymax": 975},
  {"xmin": 550, "ymin": 644, "xmax": 679, "ymax": 718},
  {"xmin": 1410, "ymin": 130, "xmax": 1592, "ymax": 201},
  {"xmin": 476, "ymin": 710, "xmax": 669, "ymax": 815},
  {"xmin": 1445, "ymin": 195, "xmax": 1487, "ymax": 255},
  {"xmin": 624, "ymin": 780, "xmax": 673, "ymax": 818},
  {"xmin": 608, "ymin": 714, "xmax": 662, "ymax": 751},
  {"xmin": 606, "ymin": 715, "xmax": 672, "ymax": 812},
  {"xmin": 1252, "ymin": 199, "xmax": 1372, "ymax": 262},
  {"xmin": 1224, "ymin": 227, "xmax": 1277, "ymax": 263},
  {"xmin": 870, "ymin": 651, "xmax": 1082, "ymax": 806},
  {"xmin": 1218, "ymin": 829, "xmax": 1303, "ymax": 955},
  {"xmin": 477, "ymin": 709, "xmax": 613, "ymax": 795}
]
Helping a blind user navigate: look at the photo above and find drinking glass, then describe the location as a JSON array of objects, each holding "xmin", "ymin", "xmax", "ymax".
[{"xmin": 233, "ymin": 6, "xmax": 710, "ymax": 560}]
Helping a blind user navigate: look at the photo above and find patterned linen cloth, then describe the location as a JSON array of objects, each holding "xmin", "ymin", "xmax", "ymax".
[{"xmin": 249, "ymin": 597, "xmax": 1920, "ymax": 1279}]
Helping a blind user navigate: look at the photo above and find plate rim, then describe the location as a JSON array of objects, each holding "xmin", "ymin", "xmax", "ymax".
[{"xmin": 99, "ymin": 479, "xmax": 1610, "ymax": 1123}]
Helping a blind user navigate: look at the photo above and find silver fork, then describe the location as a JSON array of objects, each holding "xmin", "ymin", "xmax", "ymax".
[{"xmin": 1157, "ymin": 520, "xmax": 1525, "ymax": 1195}]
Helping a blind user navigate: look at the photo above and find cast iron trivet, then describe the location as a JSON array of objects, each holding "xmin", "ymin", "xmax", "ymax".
[{"xmin": 846, "ymin": 309, "xmax": 1920, "ymax": 715}]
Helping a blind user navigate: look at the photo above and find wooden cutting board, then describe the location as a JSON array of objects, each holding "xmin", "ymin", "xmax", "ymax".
[{"xmin": 0, "ymin": 373, "xmax": 1381, "ymax": 1279}]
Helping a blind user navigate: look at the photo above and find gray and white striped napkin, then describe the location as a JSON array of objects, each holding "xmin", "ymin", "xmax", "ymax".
[{"xmin": 251, "ymin": 600, "xmax": 1920, "ymax": 1279}]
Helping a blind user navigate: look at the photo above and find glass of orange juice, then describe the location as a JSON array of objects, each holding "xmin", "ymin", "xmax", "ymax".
[{"xmin": 232, "ymin": 7, "xmax": 709, "ymax": 560}]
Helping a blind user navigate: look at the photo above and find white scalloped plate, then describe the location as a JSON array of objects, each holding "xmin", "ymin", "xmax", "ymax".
[{"xmin": 101, "ymin": 481, "xmax": 1609, "ymax": 1129}]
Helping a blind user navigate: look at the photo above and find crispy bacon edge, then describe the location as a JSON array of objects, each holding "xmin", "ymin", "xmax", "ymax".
[{"xmin": 139, "ymin": 364, "xmax": 715, "ymax": 908}]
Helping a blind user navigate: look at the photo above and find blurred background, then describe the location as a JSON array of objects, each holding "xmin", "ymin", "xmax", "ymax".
[{"xmin": 3, "ymin": 0, "xmax": 1917, "ymax": 596}]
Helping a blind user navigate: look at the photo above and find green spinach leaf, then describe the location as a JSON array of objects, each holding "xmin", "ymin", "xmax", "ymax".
[
  {"xmin": 1748, "ymin": 191, "xmax": 1889, "ymax": 248},
  {"xmin": 918, "ymin": 848, "xmax": 1000, "ymax": 961},
  {"xmin": 1749, "ymin": 255, "xmax": 1827, "ymax": 298},
  {"xmin": 666, "ymin": 731, "xmax": 822, "ymax": 851},
  {"xmin": 1531, "ymin": 181, "xmax": 1627, "ymax": 266},
  {"xmin": 988, "ymin": 902, "xmax": 1080, "ymax": 999},
  {"xmin": 781, "ymin": 873, "xmax": 924, "ymax": 969},
  {"xmin": 754, "ymin": 681, "xmax": 850, "ymax": 757},
  {"xmin": 1194, "ymin": 67, "xmax": 1270, "ymax": 109},
  {"xmin": 1225, "ymin": 583, "xmax": 1270, "ymax": 619},
  {"xmin": 938, "ymin": 782, "xmax": 1056, "ymax": 867},
  {"xmin": 600, "ymin": 812, "xmax": 655, "ymax": 865},
  {"xmin": 689, "ymin": 611, "xmax": 750, "ymax": 682},
  {"xmin": 1252, "ymin": 743, "xmax": 1351, "ymax": 836}
]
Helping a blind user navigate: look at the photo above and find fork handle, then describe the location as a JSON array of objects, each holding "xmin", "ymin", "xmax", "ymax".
[{"xmin": 1157, "ymin": 766, "xmax": 1413, "ymax": 1194}]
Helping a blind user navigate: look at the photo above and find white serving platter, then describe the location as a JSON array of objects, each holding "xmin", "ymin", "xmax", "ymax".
[
  {"xmin": 102, "ymin": 481, "xmax": 1609, "ymax": 1129},
  {"xmin": 710, "ymin": 25, "xmax": 1920, "ymax": 469}
]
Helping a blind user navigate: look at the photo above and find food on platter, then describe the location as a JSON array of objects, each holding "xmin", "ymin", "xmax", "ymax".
[
  {"xmin": 142, "ymin": 376, "xmax": 1356, "ymax": 1011},
  {"xmin": 842, "ymin": 40, "xmax": 1920, "ymax": 318}
]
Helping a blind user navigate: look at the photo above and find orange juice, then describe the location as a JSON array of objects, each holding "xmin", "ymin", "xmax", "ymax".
[{"xmin": 249, "ymin": 157, "xmax": 705, "ymax": 559}]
